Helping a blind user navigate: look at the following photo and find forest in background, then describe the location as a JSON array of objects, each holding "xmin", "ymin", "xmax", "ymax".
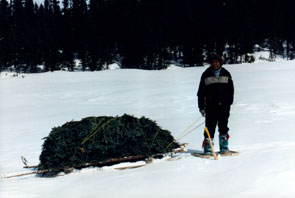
[{"xmin": 1, "ymin": 0, "xmax": 295, "ymax": 73}]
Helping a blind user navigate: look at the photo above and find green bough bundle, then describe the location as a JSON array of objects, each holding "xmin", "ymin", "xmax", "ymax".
[{"xmin": 5, "ymin": 114, "xmax": 181, "ymax": 178}]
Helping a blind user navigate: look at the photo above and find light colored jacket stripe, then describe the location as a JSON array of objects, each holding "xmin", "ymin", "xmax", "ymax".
[{"xmin": 204, "ymin": 76, "xmax": 230, "ymax": 86}]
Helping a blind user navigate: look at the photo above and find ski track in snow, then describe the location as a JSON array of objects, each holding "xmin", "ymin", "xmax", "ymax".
[{"xmin": 1, "ymin": 61, "xmax": 295, "ymax": 197}]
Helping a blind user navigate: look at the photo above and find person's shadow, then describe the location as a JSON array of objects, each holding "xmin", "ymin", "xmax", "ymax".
[
  {"xmin": 187, "ymin": 149, "xmax": 204, "ymax": 154},
  {"xmin": 186, "ymin": 149, "xmax": 203, "ymax": 154}
]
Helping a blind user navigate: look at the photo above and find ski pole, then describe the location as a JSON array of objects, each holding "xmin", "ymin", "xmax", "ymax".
[{"xmin": 204, "ymin": 127, "xmax": 218, "ymax": 160}]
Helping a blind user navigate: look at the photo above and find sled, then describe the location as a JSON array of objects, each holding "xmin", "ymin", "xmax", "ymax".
[{"xmin": 3, "ymin": 144, "xmax": 188, "ymax": 179}]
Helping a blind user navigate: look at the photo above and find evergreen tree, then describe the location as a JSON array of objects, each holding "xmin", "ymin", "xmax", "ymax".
[
  {"xmin": 60, "ymin": 0, "xmax": 74, "ymax": 71},
  {"xmin": 1, "ymin": 0, "xmax": 295, "ymax": 72},
  {"xmin": 10, "ymin": 0, "xmax": 27, "ymax": 73},
  {"xmin": 41, "ymin": 0, "xmax": 60, "ymax": 71},
  {"xmin": 22, "ymin": 0, "xmax": 40, "ymax": 72},
  {"xmin": 0, "ymin": 0, "xmax": 10, "ymax": 71},
  {"xmin": 71, "ymin": 0, "xmax": 88, "ymax": 69}
]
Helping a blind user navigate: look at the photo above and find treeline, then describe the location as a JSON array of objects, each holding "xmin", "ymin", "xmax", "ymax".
[{"xmin": 1, "ymin": 0, "xmax": 295, "ymax": 73}]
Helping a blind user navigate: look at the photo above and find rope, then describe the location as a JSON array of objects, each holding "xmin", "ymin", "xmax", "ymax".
[
  {"xmin": 174, "ymin": 116, "xmax": 202, "ymax": 140},
  {"xmin": 81, "ymin": 117, "xmax": 116, "ymax": 145},
  {"xmin": 71, "ymin": 116, "xmax": 117, "ymax": 160},
  {"xmin": 152, "ymin": 128, "xmax": 161, "ymax": 144},
  {"xmin": 165, "ymin": 117, "xmax": 205, "ymax": 150},
  {"xmin": 72, "ymin": 115, "xmax": 204, "ymax": 160},
  {"xmin": 175, "ymin": 121, "xmax": 205, "ymax": 142},
  {"xmin": 140, "ymin": 128, "xmax": 153, "ymax": 156}
]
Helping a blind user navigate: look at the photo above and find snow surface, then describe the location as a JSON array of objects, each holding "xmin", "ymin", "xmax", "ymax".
[{"xmin": 1, "ymin": 60, "xmax": 295, "ymax": 198}]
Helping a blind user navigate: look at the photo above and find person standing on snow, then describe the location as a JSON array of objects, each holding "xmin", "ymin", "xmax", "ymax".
[{"xmin": 197, "ymin": 54, "xmax": 234, "ymax": 155}]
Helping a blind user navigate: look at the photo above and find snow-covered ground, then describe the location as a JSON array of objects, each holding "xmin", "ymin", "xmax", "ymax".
[{"xmin": 1, "ymin": 60, "xmax": 295, "ymax": 198}]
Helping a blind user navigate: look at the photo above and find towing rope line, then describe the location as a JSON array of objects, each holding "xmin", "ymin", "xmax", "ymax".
[
  {"xmin": 174, "ymin": 116, "xmax": 203, "ymax": 140},
  {"xmin": 165, "ymin": 116, "xmax": 205, "ymax": 150},
  {"xmin": 175, "ymin": 121, "xmax": 205, "ymax": 142}
]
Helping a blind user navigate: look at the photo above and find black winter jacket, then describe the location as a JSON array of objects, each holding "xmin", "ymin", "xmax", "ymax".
[{"xmin": 197, "ymin": 67, "xmax": 234, "ymax": 110}]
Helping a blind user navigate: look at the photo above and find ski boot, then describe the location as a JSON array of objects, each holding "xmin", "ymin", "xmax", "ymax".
[
  {"xmin": 219, "ymin": 134, "xmax": 230, "ymax": 154},
  {"xmin": 202, "ymin": 138, "xmax": 214, "ymax": 155}
]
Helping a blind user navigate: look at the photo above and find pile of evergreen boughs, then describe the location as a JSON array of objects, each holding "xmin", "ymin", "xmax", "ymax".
[{"xmin": 38, "ymin": 114, "xmax": 179, "ymax": 171}]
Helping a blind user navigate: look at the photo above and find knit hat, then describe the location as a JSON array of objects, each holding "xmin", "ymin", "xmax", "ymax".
[{"xmin": 209, "ymin": 54, "xmax": 223, "ymax": 66}]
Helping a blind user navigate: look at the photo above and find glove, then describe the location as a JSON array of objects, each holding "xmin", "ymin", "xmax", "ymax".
[{"xmin": 199, "ymin": 109, "xmax": 206, "ymax": 117}]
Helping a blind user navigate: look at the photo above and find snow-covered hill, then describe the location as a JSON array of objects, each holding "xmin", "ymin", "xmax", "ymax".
[{"xmin": 1, "ymin": 60, "xmax": 295, "ymax": 197}]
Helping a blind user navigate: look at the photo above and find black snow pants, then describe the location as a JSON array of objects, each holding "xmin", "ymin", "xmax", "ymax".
[{"xmin": 204, "ymin": 104, "xmax": 230, "ymax": 139}]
